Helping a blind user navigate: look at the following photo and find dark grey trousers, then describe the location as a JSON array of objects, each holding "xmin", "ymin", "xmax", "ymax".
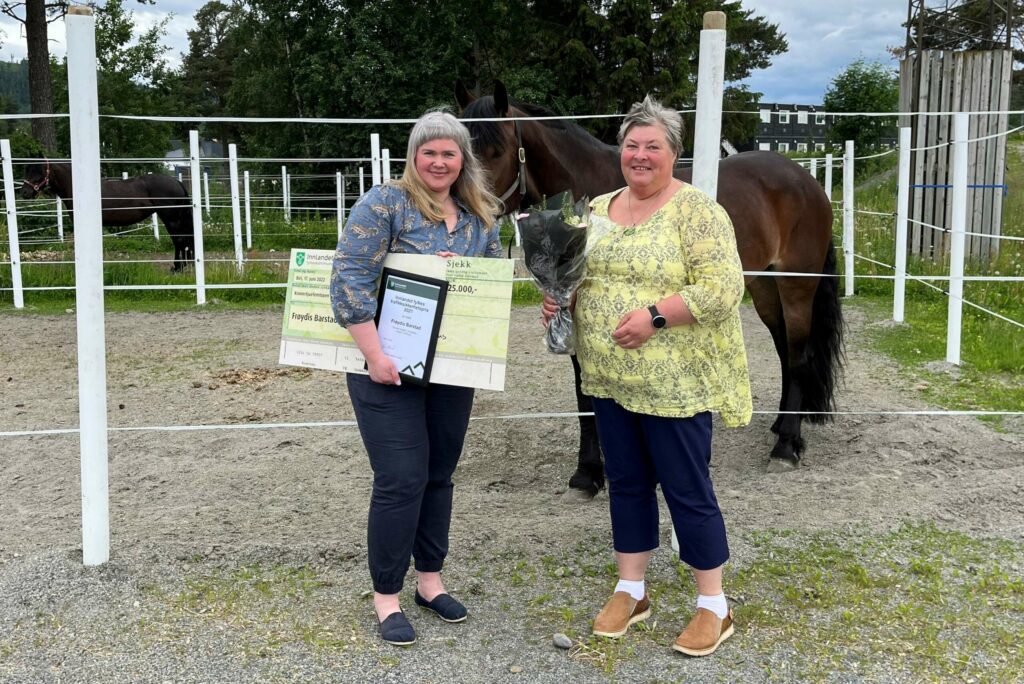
[{"xmin": 346, "ymin": 374, "xmax": 475, "ymax": 594}]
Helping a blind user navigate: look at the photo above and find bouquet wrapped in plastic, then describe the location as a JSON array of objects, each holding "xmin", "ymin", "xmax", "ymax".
[{"xmin": 517, "ymin": 191, "xmax": 590, "ymax": 354}]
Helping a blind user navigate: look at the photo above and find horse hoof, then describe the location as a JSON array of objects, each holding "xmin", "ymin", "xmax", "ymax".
[
  {"xmin": 766, "ymin": 457, "xmax": 799, "ymax": 474},
  {"xmin": 567, "ymin": 487, "xmax": 599, "ymax": 501},
  {"xmin": 567, "ymin": 474, "xmax": 600, "ymax": 499}
]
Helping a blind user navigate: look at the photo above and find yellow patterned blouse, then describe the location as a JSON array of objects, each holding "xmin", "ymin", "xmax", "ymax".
[{"xmin": 575, "ymin": 184, "xmax": 753, "ymax": 427}]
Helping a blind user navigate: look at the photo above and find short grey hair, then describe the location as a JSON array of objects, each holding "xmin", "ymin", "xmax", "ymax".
[{"xmin": 617, "ymin": 95, "xmax": 684, "ymax": 158}]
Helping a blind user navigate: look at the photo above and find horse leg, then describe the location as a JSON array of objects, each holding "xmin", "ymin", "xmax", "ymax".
[
  {"xmin": 747, "ymin": 276, "xmax": 790, "ymax": 435},
  {"xmin": 163, "ymin": 210, "xmax": 193, "ymax": 272},
  {"xmin": 568, "ymin": 354, "xmax": 604, "ymax": 497},
  {"xmin": 170, "ymin": 233, "xmax": 184, "ymax": 272},
  {"xmin": 766, "ymin": 276, "xmax": 820, "ymax": 472}
]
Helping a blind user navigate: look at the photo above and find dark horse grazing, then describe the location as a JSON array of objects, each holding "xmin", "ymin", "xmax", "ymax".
[
  {"xmin": 20, "ymin": 161, "xmax": 196, "ymax": 271},
  {"xmin": 457, "ymin": 82, "xmax": 844, "ymax": 493}
]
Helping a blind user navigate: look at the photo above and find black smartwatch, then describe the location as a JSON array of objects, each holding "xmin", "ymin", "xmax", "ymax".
[{"xmin": 648, "ymin": 304, "xmax": 667, "ymax": 329}]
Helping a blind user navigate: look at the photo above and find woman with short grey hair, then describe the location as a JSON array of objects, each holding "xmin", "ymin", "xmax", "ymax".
[
  {"xmin": 543, "ymin": 94, "xmax": 751, "ymax": 657},
  {"xmin": 617, "ymin": 95, "xmax": 684, "ymax": 159}
]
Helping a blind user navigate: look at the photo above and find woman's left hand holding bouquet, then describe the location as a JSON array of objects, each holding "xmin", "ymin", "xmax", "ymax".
[{"xmin": 541, "ymin": 292, "xmax": 576, "ymax": 328}]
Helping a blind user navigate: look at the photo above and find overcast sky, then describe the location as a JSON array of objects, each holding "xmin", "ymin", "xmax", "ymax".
[{"xmin": 1, "ymin": 1, "xmax": 906, "ymax": 106}]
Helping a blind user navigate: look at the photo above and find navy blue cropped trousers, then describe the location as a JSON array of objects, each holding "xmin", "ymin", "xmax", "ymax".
[
  {"xmin": 591, "ymin": 398, "xmax": 729, "ymax": 571},
  {"xmin": 347, "ymin": 374, "xmax": 475, "ymax": 594}
]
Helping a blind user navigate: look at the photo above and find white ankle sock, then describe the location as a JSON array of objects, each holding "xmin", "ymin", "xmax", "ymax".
[
  {"xmin": 614, "ymin": 579, "xmax": 645, "ymax": 600},
  {"xmin": 697, "ymin": 592, "xmax": 729, "ymax": 619}
]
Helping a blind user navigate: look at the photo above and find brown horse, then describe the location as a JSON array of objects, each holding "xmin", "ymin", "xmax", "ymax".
[
  {"xmin": 457, "ymin": 82, "xmax": 843, "ymax": 492},
  {"xmin": 20, "ymin": 161, "xmax": 195, "ymax": 271}
]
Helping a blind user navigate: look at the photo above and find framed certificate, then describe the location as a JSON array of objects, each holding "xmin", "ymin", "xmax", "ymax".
[{"xmin": 372, "ymin": 268, "xmax": 448, "ymax": 385}]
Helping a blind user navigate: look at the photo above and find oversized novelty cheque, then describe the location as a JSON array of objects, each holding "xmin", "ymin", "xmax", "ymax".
[{"xmin": 279, "ymin": 249, "xmax": 514, "ymax": 391}]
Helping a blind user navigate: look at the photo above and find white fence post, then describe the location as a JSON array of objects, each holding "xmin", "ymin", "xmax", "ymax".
[
  {"xmin": 228, "ymin": 143, "xmax": 243, "ymax": 269},
  {"xmin": 893, "ymin": 127, "xmax": 912, "ymax": 323},
  {"xmin": 336, "ymin": 171, "xmax": 344, "ymax": 240},
  {"xmin": 359, "ymin": 167, "xmax": 365, "ymax": 195},
  {"xmin": 1, "ymin": 139, "xmax": 25, "ymax": 309},
  {"xmin": 286, "ymin": 169, "xmax": 292, "ymax": 222},
  {"xmin": 673, "ymin": 10, "xmax": 726, "ymax": 555},
  {"xmin": 243, "ymin": 170, "xmax": 252, "ymax": 249},
  {"xmin": 370, "ymin": 134, "xmax": 382, "ymax": 186},
  {"xmin": 946, "ymin": 112, "xmax": 969, "ymax": 365},
  {"xmin": 843, "ymin": 140, "xmax": 855, "ymax": 297},
  {"xmin": 810, "ymin": 157, "xmax": 818, "ymax": 180},
  {"xmin": 690, "ymin": 11, "xmax": 726, "ymax": 202},
  {"xmin": 203, "ymin": 170, "xmax": 211, "ymax": 216},
  {"xmin": 382, "ymin": 148, "xmax": 392, "ymax": 182},
  {"xmin": 189, "ymin": 130, "xmax": 207, "ymax": 305},
  {"xmin": 824, "ymin": 153, "xmax": 833, "ymax": 200},
  {"xmin": 66, "ymin": 7, "xmax": 110, "ymax": 566},
  {"xmin": 56, "ymin": 197, "xmax": 64, "ymax": 241},
  {"xmin": 281, "ymin": 165, "xmax": 290, "ymax": 223}
]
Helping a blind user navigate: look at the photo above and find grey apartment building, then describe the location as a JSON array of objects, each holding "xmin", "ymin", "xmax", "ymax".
[{"xmin": 753, "ymin": 103, "xmax": 898, "ymax": 153}]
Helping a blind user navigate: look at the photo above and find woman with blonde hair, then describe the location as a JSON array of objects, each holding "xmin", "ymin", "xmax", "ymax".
[{"xmin": 331, "ymin": 110, "xmax": 502, "ymax": 646}]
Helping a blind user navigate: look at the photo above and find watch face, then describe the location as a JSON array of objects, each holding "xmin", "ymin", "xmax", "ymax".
[{"xmin": 648, "ymin": 305, "xmax": 666, "ymax": 329}]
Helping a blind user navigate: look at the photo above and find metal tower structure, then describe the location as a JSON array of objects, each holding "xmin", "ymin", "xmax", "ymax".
[{"xmin": 905, "ymin": 0, "xmax": 1015, "ymax": 57}]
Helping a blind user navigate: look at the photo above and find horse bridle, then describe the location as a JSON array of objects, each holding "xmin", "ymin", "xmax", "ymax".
[
  {"xmin": 496, "ymin": 119, "xmax": 527, "ymax": 206},
  {"xmin": 24, "ymin": 158, "xmax": 51, "ymax": 196}
]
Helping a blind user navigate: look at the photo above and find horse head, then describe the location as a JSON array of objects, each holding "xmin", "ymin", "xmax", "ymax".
[
  {"xmin": 455, "ymin": 80, "xmax": 528, "ymax": 212},
  {"xmin": 20, "ymin": 160, "xmax": 52, "ymax": 199}
]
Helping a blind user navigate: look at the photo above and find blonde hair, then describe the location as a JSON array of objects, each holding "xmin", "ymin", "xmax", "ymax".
[
  {"xmin": 617, "ymin": 95, "xmax": 684, "ymax": 157},
  {"xmin": 394, "ymin": 110, "xmax": 501, "ymax": 224}
]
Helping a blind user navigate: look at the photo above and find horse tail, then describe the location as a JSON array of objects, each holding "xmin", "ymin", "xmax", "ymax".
[{"xmin": 800, "ymin": 239, "xmax": 844, "ymax": 424}]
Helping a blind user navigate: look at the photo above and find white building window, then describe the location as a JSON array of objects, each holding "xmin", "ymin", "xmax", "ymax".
[
  {"xmin": 778, "ymin": 110, "xmax": 790, "ymax": 124},
  {"xmin": 797, "ymin": 142, "xmax": 808, "ymax": 152},
  {"xmin": 759, "ymin": 142, "xmax": 771, "ymax": 151},
  {"xmin": 759, "ymin": 108, "xmax": 771, "ymax": 124},
  {"xmin": 815, "ymin": 143, "xmax": 826, "ymax": 152},
  {"xmin": 797, "ymin": 111, "xmax": 808, "ymax": 125},
  {"xmin": 815, "ymin": 113, "xmax": 826, "ymax": 125},
  {"xmin": 778, "ymin": 142, "xmax": 790, "ymax": 152}
]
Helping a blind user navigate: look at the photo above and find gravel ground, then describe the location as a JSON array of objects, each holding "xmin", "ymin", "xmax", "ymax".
[{"xmin": 1, "ymin": 303, "xmax": 1022, "ymax": 683}]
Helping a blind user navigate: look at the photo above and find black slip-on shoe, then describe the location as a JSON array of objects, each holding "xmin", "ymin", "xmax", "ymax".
[
  {"xmin": 379, "ymin": 611, "xmax": 416, "ymax": 646},
  {"xmin": 414, "ymin": 591, "xmax": 468, "ymax": 623}
]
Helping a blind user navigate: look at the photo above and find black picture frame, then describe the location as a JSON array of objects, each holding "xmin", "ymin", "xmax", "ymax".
[{"xmin": 371, "ymin": 267, "xmax": 448, "ymax": 386}]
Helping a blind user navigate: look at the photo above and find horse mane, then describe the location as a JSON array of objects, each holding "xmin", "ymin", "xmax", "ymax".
[{"xmin": 462, "ymin": 97, "xmax": 607, "ymax": 153}]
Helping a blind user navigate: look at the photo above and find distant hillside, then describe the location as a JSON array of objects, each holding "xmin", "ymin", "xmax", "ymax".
[{"xmin": 0, "ymin": 60, "xmax": 30, "ymax": 112}]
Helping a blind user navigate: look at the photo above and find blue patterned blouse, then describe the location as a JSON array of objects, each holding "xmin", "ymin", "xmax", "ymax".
[{"xmin": 331, "ymin": 183, "xmax": 502, "ymax": 326}]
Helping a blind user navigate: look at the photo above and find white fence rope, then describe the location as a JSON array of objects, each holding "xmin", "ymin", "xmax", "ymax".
[
  {"xmin": 853, "ymin": 149, "xmax": 897, "ymax": 161},
  {"xmin": 4, "ymin": 407, "xmax": 1024, "ymax": 439}
]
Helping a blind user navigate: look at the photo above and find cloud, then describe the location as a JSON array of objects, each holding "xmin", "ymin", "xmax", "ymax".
[{"xmin": 738, "ymin": 0, "xmax": 905, "ymax": 103}]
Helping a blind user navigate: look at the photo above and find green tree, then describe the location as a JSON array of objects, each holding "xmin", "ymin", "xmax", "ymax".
[
  {"xmin": 823, "ymin": 59, "xmax": 898, "ymax": 150},
  {"xmin": 169, "ymin": 0, "xmax": 788, "ymax": 159},
  {"xmin": 169, "ymin": 0, "xmax": 244, "ymax": 146},
  {"xmin": 470, "ymin": 0, "xmax": 787, "ymax": 147},
  {"xmin": 0, "ymin": 0, "xmax": 155, "ymax": 153},
  {"xmin": 50, "ymin": 0, "xmax": 173, "ymax": 163}
]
